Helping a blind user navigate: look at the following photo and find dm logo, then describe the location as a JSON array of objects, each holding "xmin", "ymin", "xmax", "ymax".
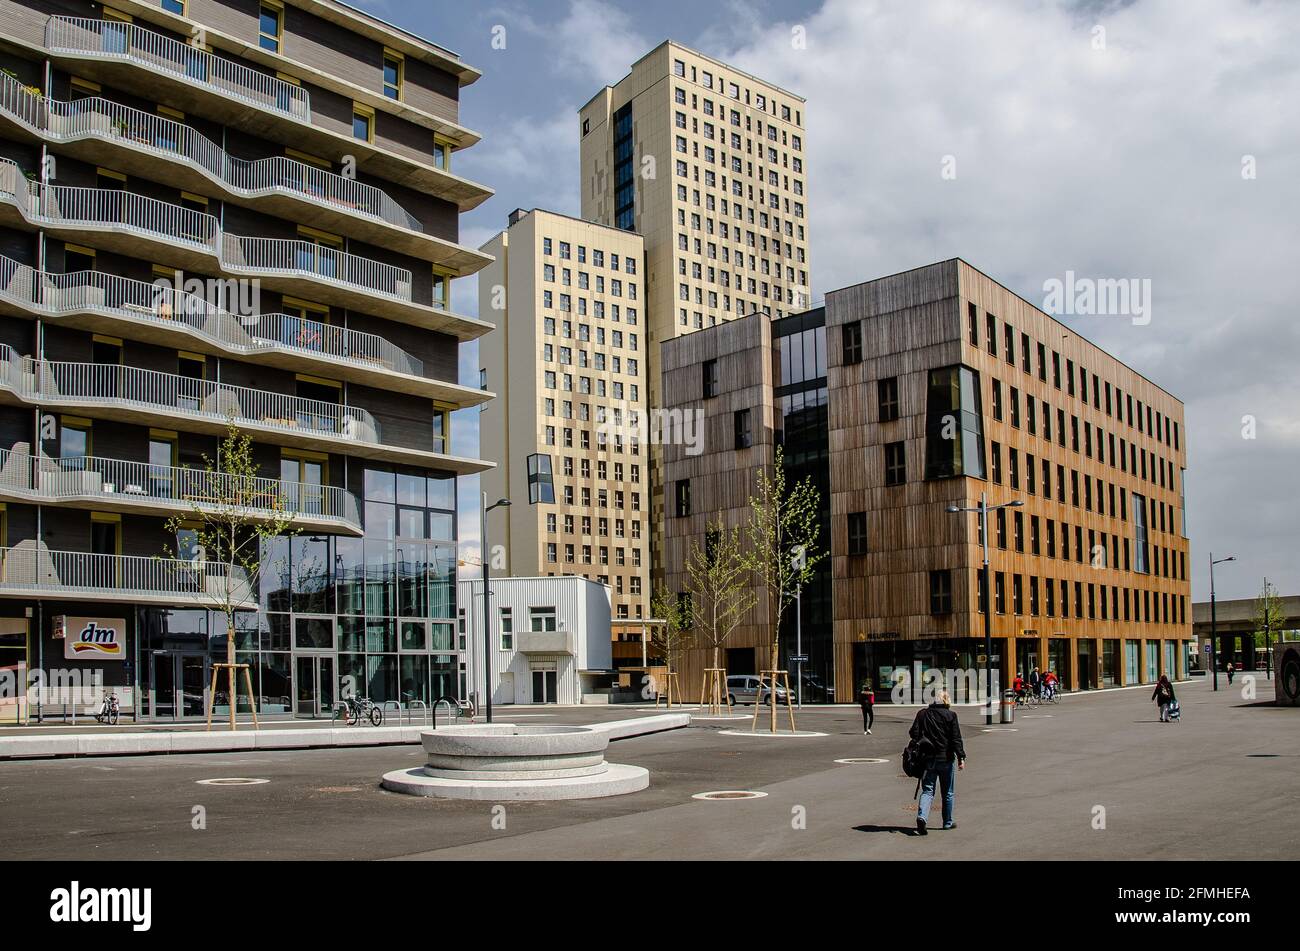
[{"xmin": 70, "ymin": 622, "xmax": 122, "ymax": 657}]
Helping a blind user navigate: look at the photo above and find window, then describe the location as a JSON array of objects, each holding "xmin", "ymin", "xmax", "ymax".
[
  {"xmin": 702, "ymin": 359, "xmax": 719, "ymax": 398},
  {"xmin": 1132, "ymin": 492, "xmax": 1149, "ymax": 574},
  {"xmin": 529, "ymin": 607, "xmax": 557, "ymax": 632},
  {"xmin": 842, "ymin": 321, "xmax": 862, "ymax": 365},
  {"xmin": 382, "ymin": 50, "xmax": 403, "ymax": 100},
  {"xmin": 847, "ymin": 512, "xmax": 868, "ymax": 555},
  {"xmin": 258, "ymin": 3, "xmax": 282, "ymax": 52},
  {"xmin": 674, "ymin": 479, "xmax": 691, "ymax": 517},
  {"xmin": 352, "ymin": 103, "xmax": 374, "ymax": 142},
  {"xmin": 499, "ymin": 608, "xmax": 513, "ymax": 650},
  {"xmin": 877, "ymin": 377, "xmax": 900, "ymax": 422},
  {"xmin": 162, "ymin": 0, "xmax": 185, "ymax": 13},
  {"xmin": 929, "ymin": 570, "xmax": 953, "ymax": 614},
  {"xmin": 884, "ymin": 441, "xmax": 906, "ymax": 486},
  {"xmin": 733, "ymin": 409, "xmax": 752, "ymax": 449}
]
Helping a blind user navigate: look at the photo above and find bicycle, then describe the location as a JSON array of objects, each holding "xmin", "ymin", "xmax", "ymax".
[
  {"xmin": 94, "ymin": 690, "xmax": 120, "ymax": 725},
  {"xmin": 336, "ymin": 695, "xmax": 384, "ymax": 726}
]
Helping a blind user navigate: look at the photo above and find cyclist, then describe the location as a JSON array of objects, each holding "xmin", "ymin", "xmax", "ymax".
[
  {"xmin": 1012, "ymin": 672, "xmax": 1027, "ymax": 704},
  {"xmin": 1044, "ymin": 669, "xmax": 1058, "ymax": 700}
]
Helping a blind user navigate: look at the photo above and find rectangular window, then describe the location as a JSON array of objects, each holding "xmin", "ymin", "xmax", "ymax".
[
  {"xmin": 884, "ymin": 441, "xmax": 906, "ymax": 486},
  {"xmin": 674, "ymin": 479, "xmax": 691, "ymax": 517},
  {"xmin": 877, "ymin": 377, "xmax": 900, "ymax": 422},
  {"xmin": 929, "ymin": 570, "xmax": 952, "ymax": 615},
  {"xmin": 258, "ymin": 3, "xmax": 282, "ymax": 52},
  {"xmin": 382, "ymin": 50, "xmax": 404, "ymax": 100},
  {"xmin": 499, "ymin": 608, "xmax": 513, "ymax": 650},
  {"xmin": 842, "ymin": 321, "xmax": 863, "ymax": 364},
  {"xmin": 733, "ymin": 409, "xmax": 752, "ymax": 449},
  {"xmin": 529, "ymin": 607, "xmax": 557, "ymax": 632},
  {"xmin": 702, "ymin": 359, "xmax": 719, "ymax": 398},
  {"xmin": 352, "ymin": 103, "xmax": 374, "ymax": 142},
  {"xmin": 847, "ymin": 512, "xmax": 868, "ymax": 555}
]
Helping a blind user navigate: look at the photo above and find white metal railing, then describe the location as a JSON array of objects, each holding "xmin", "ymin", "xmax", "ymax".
[
  {"xmin": 0, "ymin": 344, "xmax": 383, "ymax": 446},
  {"xmin": 0, "ymin": 544, "xmax": 253, "ymax": 605},
  {"xmin": 0, "ymin": 252, "xmax": 425, "ymax": 378},
  {"xmin": 45, "ymin": 16, "xmax": 310, "ymax": 120},
  {"xmin": 0, "ymin": 158, "xmax": 415, "ymax": 303},
  {"xmin": 222, "ymin": 235, "xmax": 412, "ymax": 300},
  {"xmin": 0, "ymin": 447, "xmax": 361, "ymax": 530},
  {"xmin": 0, "ymin": 72, "xmax": 422, "ymax": 232}
]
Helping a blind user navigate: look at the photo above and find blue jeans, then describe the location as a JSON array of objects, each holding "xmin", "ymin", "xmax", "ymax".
[{"xmin": 917, "ymin": 758, "xmax": 957, "ymax": 827}]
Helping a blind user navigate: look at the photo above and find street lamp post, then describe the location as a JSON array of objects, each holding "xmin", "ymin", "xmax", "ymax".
[
  {"xmin": 1209, "ymin": 553, "xmax": 1236, "ymax": 692},
  {"xmin": 948, "ymin": 493, "xmax": 1023, "ymax": 725},
  {"xmin": 481, "ymin": 493, "xmax": 511, "ymax": 722}
]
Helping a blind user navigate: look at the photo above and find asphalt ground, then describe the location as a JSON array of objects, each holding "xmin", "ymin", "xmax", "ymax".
[{"xmin": 0, "ymin": 675, "xmax": 1293, "ymax": 860}]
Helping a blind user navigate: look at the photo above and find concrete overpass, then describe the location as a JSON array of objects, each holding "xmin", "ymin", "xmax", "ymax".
[{"xmin": 1192, "ymin": 595, "xmax": 1300, "ymax": 670}]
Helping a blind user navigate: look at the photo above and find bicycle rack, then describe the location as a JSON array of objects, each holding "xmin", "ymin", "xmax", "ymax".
[
  {"xmin": 331, "ymin": 700, "xmax": 349, "ymax": 723},
  {"xmin": 382, "ymin": 700, "xmax": 403, "ymax": 727},
  {"xmin": 407, "ymin": 699, "xmax": 429, "ymax": 726},
  {"xmin": 432, "ymin": 698, "xmax": 456, "ymax": 729}
]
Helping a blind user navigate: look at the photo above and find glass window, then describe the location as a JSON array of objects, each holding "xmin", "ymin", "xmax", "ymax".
[
  {"xmin": 258, "ymin": 4, "xmax": 282, "ymax": 52},
  {"xmin": 294, "ymin": 617, "xmax": 334, "ymax": 650},
  {"xmin": 530, "ymin": 607, "xmax": 557, "ymax": 631}
]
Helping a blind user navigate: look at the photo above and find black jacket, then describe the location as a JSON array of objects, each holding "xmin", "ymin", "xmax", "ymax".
[
  {"xmin": 909, "ymin": 702, "xmax": 966, "ymax": 763},
  {"xmin": 1153, "ymin": 681, "xmax": 1176, "ymax": 704}
]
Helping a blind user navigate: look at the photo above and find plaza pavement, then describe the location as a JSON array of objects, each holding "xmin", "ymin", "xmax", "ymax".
[{"xmin": 0, "ymin": 675, "xmax": 1293, "ymax": 860}]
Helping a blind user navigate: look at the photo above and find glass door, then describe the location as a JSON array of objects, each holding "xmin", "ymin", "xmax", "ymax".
[
  {"xmin": 150, "ymin": 651, "xmax": 176, "ymax": 719},
  {"xmin": 149, "ymin": 651, "xmax": 209, "ymax": 719},
  {"xmin": 294, "ymin": 655, "xmax": 335, "ymax": 718},
  {"xmin": 530, "ymin": 667, "xmax": 558, "ymax": 704},
  {"xmin": 179, "ymin": 654, "xmax": 208, "ymax": 717}
]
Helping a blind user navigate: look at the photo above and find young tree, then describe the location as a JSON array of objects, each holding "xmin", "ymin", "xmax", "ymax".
[
  {"xmin": 648, "ymin": 581, "xmax": 693, "ymax": 704},
  {"xmin": 744, "ymin": 445, "xmax": 824, "ymax": 728},
  {"xmin": 1253, "ymin": 578, "xmax": 1285, "ymax": 674},
  {"xmin": 164, "ymin": 421, "xmax": 297, "ymax": 729},
  {"xmin": 683, "ymin": 517, "xmax": 755, "ymax": 710}
]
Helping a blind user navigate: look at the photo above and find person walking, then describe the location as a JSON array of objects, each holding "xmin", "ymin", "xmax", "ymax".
[
  {"xmin": 909, "ymin": 690, "xmax": 966, "ymax": 834},
  {"xmin": 1226, "ymin": 661, "xmax": 1235, "ymax": 685},
  {"xmin": 1152, "ymin": 674, "xmax": 1176, "ymax": 722},
  {"xmin": 1029, "ymin": 666, "xmax": 1042, "ymax": 700},
  {"xmin": 858, "ymin": 680, "xmax": 875, "ymax": 734}
]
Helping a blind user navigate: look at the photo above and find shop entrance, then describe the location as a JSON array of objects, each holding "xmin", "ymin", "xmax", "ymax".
[
  {"xmin": 294, "ymin": 654, "xmax": 335, "ymax": 718},
  {"xmin": 149, "ymin": 651, "xmax": 209, "ymax": 719}
]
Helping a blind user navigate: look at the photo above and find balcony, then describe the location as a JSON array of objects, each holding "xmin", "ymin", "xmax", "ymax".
[
  {"xmin": 517, "ymin": 628, "xmax": 576, "ymax": 655},
  {"xmin": 0, "ymin": 253, "xmax": 489, "ymax": 406},
  {"xmin": 0, "ymin": 74, "xmax": 489, "ymax": 273},
  {"xmin": 0, "ymin": 346, "xmax": 490, "ymax": 473},
  {"xmin": 42, "ymin": 16, "xmax": 492, "ymax": 211},
  {"xmin": 44, "ymin": 16, "xmax": 310, "ymax": 124},
  {"xmin": 0, "ymin": 159, "xmax": 489, "ymax": 339},
  {"xmin": 0, "ymin": 541, "xmax": 254, "ymax": 608},
  {"xmin": 0, "ymin": 446, "xmax": 362, "ymax": 535}
]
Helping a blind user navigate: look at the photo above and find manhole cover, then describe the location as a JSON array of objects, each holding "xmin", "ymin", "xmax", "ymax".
[
  {"xmin": 834, "ymin": 757, "xmax": 890, "ymax": 765},
  {"xmin": 692, "ymin": 790, "xmax": 768, "ymax": 801},
  {"xmin": 195, "ymin": 777, "xmax": 269, "ymax": 786}
]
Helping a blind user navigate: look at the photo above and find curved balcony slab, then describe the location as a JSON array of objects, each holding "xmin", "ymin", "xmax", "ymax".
[
  {"xmin": 0, "ymin": 254, "xmax": 492, "ymax": 407},
  {"xmin": 0, "ymin": 75, "xmax": 491, "ymax": 274},
  {"xmin": 43, "ymin": 16, "xmax": 492, "ymax": 211}
]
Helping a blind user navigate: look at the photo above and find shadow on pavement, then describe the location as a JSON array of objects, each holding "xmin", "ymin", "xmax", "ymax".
[{"xmin": 853, "ymin": 824, "xmax": 920, "ymax": 836}]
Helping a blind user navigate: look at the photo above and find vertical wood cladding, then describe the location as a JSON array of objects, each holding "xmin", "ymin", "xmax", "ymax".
[{"xmin": 826, "ymin": 259, "xmax": 1191, "ymax": 696}]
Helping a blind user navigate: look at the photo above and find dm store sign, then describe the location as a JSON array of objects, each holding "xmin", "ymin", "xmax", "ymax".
[{"xmin": 56, "ymin": 616, "xmax": 127, "ymax": 661}]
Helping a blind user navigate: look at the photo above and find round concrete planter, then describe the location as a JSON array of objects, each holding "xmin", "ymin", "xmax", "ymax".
[{"xmin": 381, "ymin": 724, "xmax": 649, "ymax": 801}]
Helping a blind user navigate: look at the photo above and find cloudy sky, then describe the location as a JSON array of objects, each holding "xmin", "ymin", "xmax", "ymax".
[{"xmin": 353, "ymin": 0, "xmax": 1300, "ymax": 601}]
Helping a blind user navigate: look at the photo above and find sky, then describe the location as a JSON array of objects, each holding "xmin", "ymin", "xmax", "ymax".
[{"xmin": 352, "ymin": 0, "xmax": 1300, "ymax": 602}]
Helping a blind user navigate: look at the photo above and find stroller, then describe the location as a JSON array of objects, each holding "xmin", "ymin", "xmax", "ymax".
[{"xmin": 1167, "ymin": 699, "xmax": 1181, "ymax": 722}]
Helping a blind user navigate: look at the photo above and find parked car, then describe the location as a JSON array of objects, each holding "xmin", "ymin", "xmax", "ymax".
[{"xmin": 725, "ymin": 674, "xmax": 792, "ymax": 705}]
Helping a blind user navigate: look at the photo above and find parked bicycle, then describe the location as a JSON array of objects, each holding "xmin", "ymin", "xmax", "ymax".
[
  {"xmin": 94, "ymin": 690, "xmax": 120, "ymax": 725},
  {"xmin": 335, "ymin": 695, "xmax": 384, "ymax": 726}
]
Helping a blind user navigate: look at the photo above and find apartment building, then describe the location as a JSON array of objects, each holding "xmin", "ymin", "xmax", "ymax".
[
  {"xmin": 579, "ymin": 41, "xmax": 810, "ymax": 574},
  {"xmin": 662, "ymin": 259, "xmax": 1193, "ymax": 701},
  {"xmin": 478, "ymin": 209, "xmax": 649, "ymax": 621},
  {"xmin": 0, "ymin": 0, "xmax": 493, "ymax": 721}
]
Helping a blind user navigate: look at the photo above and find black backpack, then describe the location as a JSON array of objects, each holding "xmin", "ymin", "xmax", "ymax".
[{"xmin": 902, "ymin": 707, "xmax": 937, "ymax": 780}]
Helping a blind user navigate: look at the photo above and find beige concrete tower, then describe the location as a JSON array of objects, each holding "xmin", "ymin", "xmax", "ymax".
[
  {"xmin": 579, "ymin": 41, "xmax": 810, "ymax": 567},
  {"xmin": 478, "ymin": 209, "xmax": 650, "ymax": 621}
]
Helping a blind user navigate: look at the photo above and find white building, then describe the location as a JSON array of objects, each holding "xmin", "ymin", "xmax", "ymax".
[{"xmin": 459, "ymin": 576, "xmax": 613, "ymax": 705}]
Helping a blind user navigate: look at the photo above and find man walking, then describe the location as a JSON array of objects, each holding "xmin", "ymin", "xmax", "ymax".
[
  {"xmin": 858, "ymin": 680, "xmax": 875, "ymax": 735},
  {"xmin": 909, "ymin": 690, "xmax": 966, "ymax": 834}
]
